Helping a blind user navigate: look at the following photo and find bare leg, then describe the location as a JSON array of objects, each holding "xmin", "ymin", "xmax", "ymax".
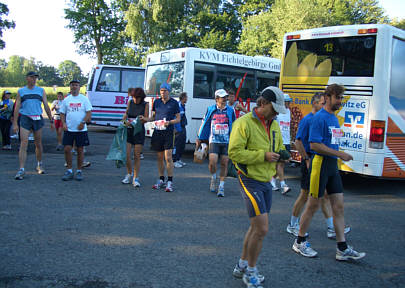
[
  {"xmin": 156, "ymin": 151, "xmax": 165, "ymax": 177},
  {"xmin": 329, "ymin": 193, "xmax": 346, "ymax": 242},
  {"xmin": 292, "ymin": 189, "xmax": 309, "ymax": 217},
  {"xmin": 209, "ymin": 153, "xmax": 218, "ymax": 175},
  {"xmin": 245, "ymin": 213, "xmax": 269, "ymax": 267},
  {"xmin": 276, "ymin": 162, "xmax": 285, "ymax": 182},
  {"xmin": 133, "ymin": 144, "xmax": 143, "ymax": 178},
  {"xmin": 64, "ymin": 145, "xmax": 73, "ymax": 169},
  {"xmin": 298, "ymin": 196, "xmax": 320, "ymax": 237},
  {"xmin": 165, "ymin": 149, "xmax": 174, "ymax": 177},
  {"xmin": 321, "ymin": 194, "xmax": 333, "ymax": 219},
  {"xmin": 33, "ymin": 128, "xmax": 43, "ymax": 162},
  {"xmin": 126, "ymin": 143, "xmax": 133, "ymax": 175},
  {"xmin": 219, "ymin": 155, "xmax": 229, "ymax": 182},
  {"xmin": 56, "ymin": 127, "xmax": 63, "ymax": 145},
  {"xmin": 18, "ymin": 128, "xmax": 30, "ymax": 169},
  {"xmin": 77, "ymin": 146, "xmax": 84, "ymax": 170}
]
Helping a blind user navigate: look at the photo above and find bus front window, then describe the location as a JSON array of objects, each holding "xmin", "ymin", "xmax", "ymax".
[
  {"xmin": 145, "ymin": 62, "xmax": 184, "ymax": 97},
  {"xmin": 284, "ymin": 35, "xmax": 376, "ymax": 77}
]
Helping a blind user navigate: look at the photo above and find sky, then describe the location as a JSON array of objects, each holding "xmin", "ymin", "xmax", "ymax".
[{"xmin": 0, "ymin": 0, "xmax": 404, "ymax": 77}]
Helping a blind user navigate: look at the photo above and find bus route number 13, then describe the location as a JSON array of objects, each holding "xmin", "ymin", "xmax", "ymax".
[{"xmin": 324, "ymin": 43, "xmax": 334, "ymax": 53}]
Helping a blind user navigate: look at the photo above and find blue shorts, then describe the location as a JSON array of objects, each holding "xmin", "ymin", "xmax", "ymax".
[
  {"xmin": 209, "ymin": 143, "xmax": 228, "ymax": 156},
  {"xmin": 238, "ymin": 174, "xmax": 273, "ymax": 218},
  {"xmin": 63, "ymin": 131, "xmax": 90, "ymax": 147},
  {"xmin": 19, "ymin": 114, "xmax": 44, "ymax": 132}
]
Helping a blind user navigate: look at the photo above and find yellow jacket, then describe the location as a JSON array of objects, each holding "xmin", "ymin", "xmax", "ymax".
[{"xmin": 228, "ymin": 109, "xmax": 285, "ymax": 182}]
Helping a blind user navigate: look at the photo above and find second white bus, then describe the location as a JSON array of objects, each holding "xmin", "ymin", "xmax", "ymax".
[{"xmin": 144, "ymin": 47, "xmax": 281, "ymax": 142}]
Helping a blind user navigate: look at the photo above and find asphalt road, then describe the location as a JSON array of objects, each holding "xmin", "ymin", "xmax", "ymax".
[{"xmin": 0, "ymin": 123, "xmax": 404, "ymax": 288}]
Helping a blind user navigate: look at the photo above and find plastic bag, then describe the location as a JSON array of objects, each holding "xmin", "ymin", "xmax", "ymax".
[
  {"xmin": 106, "ymin": 123, "xmax": 127, "ymax": 168},
  {"xmin": 193, "ymin": 143, "xmax": 208, "ymax": 164}
]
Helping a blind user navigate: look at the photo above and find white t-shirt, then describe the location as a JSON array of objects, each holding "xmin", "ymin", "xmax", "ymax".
[
  {"xmin": 60, "ymin": 94, "xmax": 92, "ymax": 132},
  {"xmin": 276, "ymin": 108, "xmax": 291, "ymax": 145},
  {"xmin": 51, "ymin": 100, "xmax": 63, "ymax": 120}
]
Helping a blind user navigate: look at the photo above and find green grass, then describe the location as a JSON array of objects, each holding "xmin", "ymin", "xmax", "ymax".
[{"xmin": 1, "ymin": 86, "xmax": 87, "ymax": 102}]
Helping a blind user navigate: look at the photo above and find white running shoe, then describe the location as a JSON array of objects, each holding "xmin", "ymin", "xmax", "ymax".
[
  {"xmin": 133, "ymin": 178, "xmax": 141, "ymax": 188},
  {"xmin": 122, "ymin": 174, "xmax": 132, "ymax": 184},
  {"xmin": 153, "ymin": 179, "xmax": 164, "ymax": 189},
  {"xmin": 292, "ymin": 239, "xmax": 318, "ymax": 257},
  {"xmin": 178, "ymin": 160, "xmax": 186, "ymax": 166},
  {"xmin": 210, "ymin": 177, "xmax": 216, "ymax": 193},
  {"xmin": 281, "ymin": 184, "xmax": 291, "ymax": 195},
  {"xmin": 173, "ymin": 161, "xmax": 183, "ymax": 168},
  {"xmin": 233, "ymin": 265, "xmax": 264, "ymax": 283},
  {"xmin": 286, "ymin": 223, "xmax": 308, "ymax": 237},
  {"xmin": 327, "ymin": 226, "xmax": 351, "ymax": 239},
  {"xmin": 36, "ymin": 163, "xmax": 45, "ymax": 174},
  {"xmin": 243, "ymin": 272, "xmax": 264, "ymax": 288},
  {"xmin": 140, "ymin": 153, "xmax": 144, "ymax": 160},
  {"xmin": 165, "ymin": 181, "xmax": 173, "ymax": 192},
  {"xmin": 15, "ymin": 169, "xmax": 25, "ymax": 180},
  {"xmin": 217, "ymin": 186, "xmax": 224, "ymax": 197},
  {"xmin": 336, "ymin": 246, "xmax": 366, "ymax": 261}
]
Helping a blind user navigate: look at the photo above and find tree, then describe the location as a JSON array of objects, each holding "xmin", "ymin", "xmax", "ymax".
[
  {"xmin": 3, "ymin": 55, "xmax": 36, "ymax": 86},
  {"xmin": 58, "ymin": 60, "xmax": 84, "ymax": 86},
  {"xmin": 65, "ymin": 0, "xmax": 129, "ymax": 64},
  {"xmin": 37, "ymin": 62, "xmax": 64, "ymax": 86},
  {"xmin": 391, "ymin": 18, "xmax": 405, "ymax": 30},
  {"xmin": 0, "ymin": 2, "xmax": 15, "ymax": 49}
]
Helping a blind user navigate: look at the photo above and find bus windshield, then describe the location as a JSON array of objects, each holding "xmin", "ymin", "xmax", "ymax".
[
  {"xmin": 145, "ymin": 62, "xmax": 185, "ymax": 97},
  {"xmin": 284, "ymin": 35, "xmax": 376, "ymax": 77}
]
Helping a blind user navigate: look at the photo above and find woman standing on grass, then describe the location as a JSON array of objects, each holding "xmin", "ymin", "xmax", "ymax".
[
  {"xmin": 0, "ymin": 90, "xmax": 14, "ymax": 150},
  {"xmin": 121, "ymin": 87, "xmax": 149, "ymax": 188}
]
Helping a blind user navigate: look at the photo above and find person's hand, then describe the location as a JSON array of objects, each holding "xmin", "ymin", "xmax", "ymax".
[
  {"xmin": 138, "ymin": 115, "xmax": 147, "ymax": 123},
  {"xmin": 77, "ymin": 122, "xmax": 85, "ymax": 131},
  {"xmin": 164, "ymin": 120, "xmax": 170, "ymax": 127},
  {"xmin": 265, "ymin": 152, "xmax": 280, "ymax": 162},
  {"xmin": 339, "ymin": 151, "xmax": 353, "ymax": 162},
  {"xmin": 50, "ymin": 121, "xmax": 55, "ymax": 131},
  {"xmin": 63, "ymin": 123, "xmax": 68, "ymax": 131},
  {"xmin": 305, "ymin": 159, "xmax": 310, "ymax": 169}
]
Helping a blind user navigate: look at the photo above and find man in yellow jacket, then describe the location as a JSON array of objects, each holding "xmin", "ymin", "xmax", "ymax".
[{"xmin": 229, "ymin": 86, "xmax": 286, "ymax": 288}]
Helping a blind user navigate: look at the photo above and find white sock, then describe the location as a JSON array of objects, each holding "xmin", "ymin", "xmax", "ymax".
[
  {"xmin": 280, "ymin": 180, "xmax": 286, "ymax": 187},
  {"xmin": 291, "ymin": 216, "xmax": 299, "ymax": 227},
  {"xmin": 238, "ymin": 259, "xmax": 248, "ymax": 268},
  {"xmin": 271, "ymin": 178, "xmax": 276, "ymax": 187},
  {"xmin": 219, "ymin": 181, "xmax": 225, "ymax": 188},
  {"xmin": 67, "ymin": 169, "xmax": 73, "ymax": 173},
  {"xmin": 20, "ymin": 167, "xmax": 25, "ymax": 171},
  {"xmin": 37, "ymin": 161, "xmax": 42, "ymax": 166},
  {"xmin": 211, "ymin": 173, "xmax": 216, "ymax": 180},
  {"xmin": 76, "ymin": 169, "xmax": 82, "ymax": 173},
  {"xmin": 247, "ymin": 266, "xmax": 257, "ymax": 274},
  {"xmin": 326, "ymin": 217, "xmax": 334, "ymax": 229}
]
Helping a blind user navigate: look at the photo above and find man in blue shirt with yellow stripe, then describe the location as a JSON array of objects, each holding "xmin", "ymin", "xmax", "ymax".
[{"xmin": 292, "ymin": 84, "xmax": 365, "ymax": 261}]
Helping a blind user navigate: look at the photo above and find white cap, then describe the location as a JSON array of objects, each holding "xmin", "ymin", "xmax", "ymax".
[
  {"xmin": 215, "ymin": 89, "xmax": 228, "ymax": 98},
  {"xmin": 261, "ymin": 86, "xmax": 287, "ymax": 114}
]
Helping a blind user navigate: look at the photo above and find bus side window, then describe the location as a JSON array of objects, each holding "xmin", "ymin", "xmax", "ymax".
[
  {"xmin": 96, "ymin": 69, "xmax": 120, "ymax": 92},
  {"xmin": 194, "ymin": 63, "xmax": 215, "ymax": 99}
]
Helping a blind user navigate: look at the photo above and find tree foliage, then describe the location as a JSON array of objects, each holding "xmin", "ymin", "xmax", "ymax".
[
  {"xmin": 0, "ymin": 2, "xmax": 15, "ymax": 49},
  {"xmin": 391, "ymin": 18, "xmax": 405, "ymax": 30},
  {"xmin": 58, "ymin": 60, "xmax": 85, "ymax": 86},
  {"xmin": 65, "ymin": 0, "xmax": 130, "ymax": 64}
]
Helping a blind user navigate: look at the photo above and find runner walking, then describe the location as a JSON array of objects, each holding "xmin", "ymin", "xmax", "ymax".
[
  {"xmin": 197, "ymin": 89, "xmax": 236, "ymax": 197},
  {"xmin": 0, "ymin": 90, "xmax": 14, "ymax": 150},
  {"xmin": 229, "ymin": 86, "xmax": 286, "ymax": 288},
  {"xmin": 13, "ymin": 71, "xmax": 54, "ymax": 180},
  {"xmin": 51, "ymin": 92, "xmax": 64, "ymax": 151},
  {"xmin": 292, "ymin": 84, "xmax": 365, "ymax": 261}
]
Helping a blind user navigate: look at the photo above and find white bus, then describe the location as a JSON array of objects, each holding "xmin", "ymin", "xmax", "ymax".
[
  {"xmin": 86, "ymin": 64, "xmax": 145, "ymax": 126},
  {"xmin": 144, "ymin": 47, "xmax": 281, "ymax": 141},
  {"xmin": 281, "ymin": 24, "xmax": 405, "ymax": 179}
]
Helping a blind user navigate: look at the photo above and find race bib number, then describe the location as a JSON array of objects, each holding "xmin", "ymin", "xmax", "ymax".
[
  {"xmin": 154, "ymin": 120, "xmax": 167, "ymax": 130},
  {"xmin": 213, "ymin": 124, "xmax": 229, "ymax": 135},
  {"xmin": 29, "ymin": 115, "xmax": 41, "ymax": 120},
  {"xmin": 53, "ymin": 114, "xmax": 61, "ymax": 120},
  {"xmin": 330, "ymin": 127, "xmax": 343, "ymax": 145},
  {"xmin": 279, "ymin": 120, "xmax": 290, "ymax": 131}
]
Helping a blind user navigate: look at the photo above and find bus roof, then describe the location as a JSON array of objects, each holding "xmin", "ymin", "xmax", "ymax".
[
  {"xmin": 91, "ymin": 64, "xmax": 145, "ymax": 70},
  {"xmin": 146, "ymin": 47, "xmax": 281, "ymax": 73},
  {"xmin": 284, "ymin": 24, "xmax": 405, "ymax": 41}
]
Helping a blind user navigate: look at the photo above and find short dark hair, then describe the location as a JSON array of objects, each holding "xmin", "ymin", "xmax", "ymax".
[
  {"xmin": 57, "ymin": 91, "xmax": 64, "ymax": 96},
  {"xmin": 325, "ymin": 84, "xmax": 345, "ymax": 97},
  {"xmin": 311, "ymin": 92, "xmax": 324, "ymax": 105},
  {"xmin": 132, "ymin": 87, "xmax": 146, "ymax": 101},
  {"xmin": 179, "ymin": 92, "xmax": 187, "ymax": 101},
  {"xmin": 256, "ymin": 96, "xmax": 270, "ymax": 107},
  {"xmin": 227, "ymin": 88, "xmax": 236, "ymax": 95},
  {"xmin": 128, "ymin": 87, "xmax": 135, "ymax": 94}
]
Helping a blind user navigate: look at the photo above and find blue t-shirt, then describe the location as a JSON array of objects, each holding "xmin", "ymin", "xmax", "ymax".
[
  {"xmin": 209, "ymin": 108, "xmax": 231, "ymax": 144},
  {"xmin": 152, "ymin": 97, "xmax": 180, "ymax": 132},
  {"xmin": 295, "ymin": 112, "xmax": 314, "ymax": 153},
  {"xmin": 18, "ymin": 86, "xmax": 44, "ymax": 116},
  {"xmin": 309, "ymin": 108, "xmax": 343, "ymax": 158}
]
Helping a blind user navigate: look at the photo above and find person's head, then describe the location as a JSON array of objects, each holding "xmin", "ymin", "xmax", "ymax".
[
  {"xmin": 26, "ymin": 71, "xmax": 39, "ymax": 86},
  {"xmin": 179, "ymin": 92, "xmax": 187, "ymax": 104},
  {"xmin": 128, "ymin": 87, "xmax": 135, "ymax": 96},
  {"xmin": 69, "ymin": 79, "xmax": 81, "ymax": 96},
  {"xmin": 2, "ymin": 90, "xmax": 11, "ymax": 101},
  {"xmin": 324, "ymin": 84, "xmax": 345, "ymax": 112},
  {"xmin": 131, "ymin": 87, "xmax": 146, "ymax": 104},
  {"xmin": 284, "ymin": 93, "xmax": 292, "ymax": 109},
  {"xmin": 215, "ymin": 89, "xmax": 228, "ymax": 108},
  {"xmin": 160, "ymin": 83, "xmax": 171, "ymax": 100},
  {"xmin": 57, "ymin": 92, "xmax": 64, "ymax": 100},
  {"xmin": 311, "ymin": 92, "xmax": 325, "ymax": 112},
  {"xmin": 257, "ymin": 86, "xmax": 287, "ymax": 120},
  {"xmin": 227, "ymin": 89, "xmax": 236, "ymax": 105}
]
